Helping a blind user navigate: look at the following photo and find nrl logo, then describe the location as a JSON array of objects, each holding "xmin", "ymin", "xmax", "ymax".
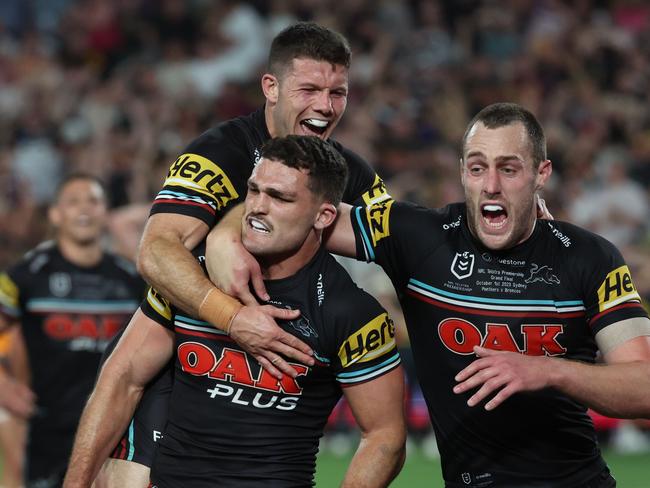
[
  {"xmin": 525, "ymin": 263, "xmax": 560, "ymax": 285},
  {"xmin": 451, "ymin": 252, "xmax": 475, "ymax": 280}
]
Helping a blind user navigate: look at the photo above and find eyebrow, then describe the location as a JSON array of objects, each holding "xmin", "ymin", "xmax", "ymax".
[
  {"xmin": 465, "ymin": 152, "xmax": 525, "ymax": 163},
  {"xmin": 248, "ymin": 179, "xmax": 297, "ymax": 200}
]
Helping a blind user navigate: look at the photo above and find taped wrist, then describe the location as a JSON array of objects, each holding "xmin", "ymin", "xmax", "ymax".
[{"xmin": 198, "ymin": 288, "xmax": 243, "ymax": 334}]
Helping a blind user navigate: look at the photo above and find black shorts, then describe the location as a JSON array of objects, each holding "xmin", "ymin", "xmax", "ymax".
[{"xmin": 100, "ymin": 331, "xmax": 173, "ymax": 468}]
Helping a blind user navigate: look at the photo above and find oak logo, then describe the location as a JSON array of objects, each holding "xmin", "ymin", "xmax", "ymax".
[
  {"xmin": 366, "ymin": 200, "xmax": 394, "ymax": 246},
  {"xmin": 165, "ymin": 153, "xmax": 239, "ymax": 210},
  {"xmin": 338, "ymin": 313, "xmax": 395, "ymax": 367},
  {"xmin": 438, "ymin": 318, "xmax": 566, "ymax": 356},
  {"xmin": 598, "ymin": 265, "xmax": 640, "ymax": 312}
]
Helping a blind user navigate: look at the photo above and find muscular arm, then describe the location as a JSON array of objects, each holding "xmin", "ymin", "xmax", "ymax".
[
  {"xmin": 137, "ymin": 213, "xmax": 211, "ymax": 316},
  {"xmin": 455, "ymin": 317, "xmax": 650, "ymax": 418},
  {"xmin": 63, "ymin": 309, "xmax": 174, "ymax": 487},
  {"xmin": 341, "ymin": 367, "xmax": 406, "ymax": 487},
  {"xmin": 323, "ymin": 204, "xmax": 357, "ymax": 258}
]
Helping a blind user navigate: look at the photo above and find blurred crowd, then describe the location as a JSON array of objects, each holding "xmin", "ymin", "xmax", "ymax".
[{"xmin": 1, "ymin": 0, "xmax": 649, "ymax": 450}]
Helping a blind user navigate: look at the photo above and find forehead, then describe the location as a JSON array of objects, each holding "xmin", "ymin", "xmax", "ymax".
[
  {"xmin": 281, "ymin": 57, "xmax": 348, "ymax": 86},
  {"xmin": 464, "ymin": 122, "xmax": 532, "ymax": 160},
  {"xmin": 251, "ymin": 158, "xmax": 309, "ymax": 191},
  {"xmin": 57, "ymin": 179, "xmax": 105, "ymax": 200}
]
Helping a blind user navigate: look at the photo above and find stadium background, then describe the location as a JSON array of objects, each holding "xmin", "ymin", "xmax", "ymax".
[{"xmin": 0, "ymin": 0, "xmax": 649, "ymax": 484}]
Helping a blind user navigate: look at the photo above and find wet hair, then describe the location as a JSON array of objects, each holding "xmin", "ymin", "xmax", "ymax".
[
  {"xmin": 267, "ymin": 22, "xmax": 351, "ymax": 76},
  {"xmin": 259, "ymin": 135, "xmax": 348, "ymax": 206},
  {"xmin": 462, "ymin": 102, "xmax": 547, "ymax": 167},
  {"xmin": 53, "ymin": 172, "xmax": 107, "ymax": 203}
]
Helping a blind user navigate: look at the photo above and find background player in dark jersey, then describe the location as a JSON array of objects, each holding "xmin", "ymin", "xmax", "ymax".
[
  {"xmin": 0, "ymin": 174, "xmax": 143, "ymax": 488},
  {"xmin": 64, "ymin": 135, "xmax": 406, "ymax": 488}
]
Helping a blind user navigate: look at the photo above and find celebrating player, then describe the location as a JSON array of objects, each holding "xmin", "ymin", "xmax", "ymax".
[{"xmin": 63, "ymin": 135, "xmax": 405, "ymax": 488}]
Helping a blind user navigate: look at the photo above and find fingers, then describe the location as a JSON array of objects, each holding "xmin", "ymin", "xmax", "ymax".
[
  {"xmin": 236, "ymin": 287, "xmax": 260, "ymax": 307},
  {"xmin": 272, "ymin": 333, "xmax": 314, "ymax": 365},
  {"xmin": 256, "ymin": 355, "xmax": 283, "ymax": 379},
  {"xmin": 266, "ymin": 306, "xmax": 301, "ymax": 320}
]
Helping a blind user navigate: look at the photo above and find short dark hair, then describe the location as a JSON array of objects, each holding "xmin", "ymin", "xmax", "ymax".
[
  {"xmin": 267, "ymin": 22, "xmax": 351, "ymax": 76},
  {"xmin": 462, "ymin": 103, "xmax": 547, "ymax": 167},
  {"xmin": 260, "ymin": 135, "xmax": 348, "ymax": 206},
  {"xmin": 54, "ymin": 172, "xmax": 107, "ymax": 203}
]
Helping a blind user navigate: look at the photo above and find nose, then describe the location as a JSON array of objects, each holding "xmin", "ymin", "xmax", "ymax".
[
  {"xmin": 483, "ymin": 168, "xmax": 501, "ymax": 196},
  {"xmin": 313, "ymin": 90, "xmax": 333, "ymax": 115},
  {"xmin": 250, "ymin": 192, "xmax": 269, "ymax": 214}
]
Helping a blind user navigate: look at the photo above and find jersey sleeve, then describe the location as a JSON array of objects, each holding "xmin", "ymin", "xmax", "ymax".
[
  {"xmin": 337, "ymin": 145, "xmax": 391, "ymax": 206},
  {"xmin": 580, "ymin": 236, "xmax": 648, "ymax": 335},
  {"xmin": 150, "ymin": 132, "xmax": 249, "ymax": 228},
  {"xmin": 326, "ymin": 292, "xmax": 401, "ymax": 387},
  {"xmin": 350, "ymin": 200, "xmax": 436, "ymax": 287},
  {"xmin": 0, "ymin": 271, "xmax": 21, "ymax": 321},
  {"xmin": 140, "ymin": 287, "xmax": 174, "ymax": 331}
]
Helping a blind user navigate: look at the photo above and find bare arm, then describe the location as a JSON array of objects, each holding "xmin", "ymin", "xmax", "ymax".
[
  {"xmin": 341, "ymin": 367, "xmax": 406, "ymax": 487},
  {"xmin": 63, "ymin": 309, "xmax": 174, "ymax": 487},
  {"xmin": 454, "ymin": 317, "xmax": 650, "ymax": 418},
  {"xmin": 137, "ymin": 213, "xmax": 211, "ymax": 315},
  {"xmin": 0, "ymin": 320, "xmax": 35, "ymax": 418}
]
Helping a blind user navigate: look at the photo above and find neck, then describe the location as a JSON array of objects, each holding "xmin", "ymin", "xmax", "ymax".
[
  {"xmin": 259, "ymin": 234, "xmax": 321, "ymax": 281},
  {"xmin": 57, "ymin": 238, "xmax": 103, "ymax": 267},
  {"xmin": 264, "ymin": 103, "xmax": 278, "ymax": 138}
]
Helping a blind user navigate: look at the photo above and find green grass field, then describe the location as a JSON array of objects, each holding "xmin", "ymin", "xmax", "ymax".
[
  {"xmin": 0, "ymin": 447, "xmax": 646, "ymax": 486},
  {"xmin": 316, "ymin": 447, "xmax": 650, "ymax": 487}
]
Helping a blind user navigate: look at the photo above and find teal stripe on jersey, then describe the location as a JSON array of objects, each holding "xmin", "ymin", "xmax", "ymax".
[
  {"xmin": 409, "ymin": 278, "xmax": 584, "ymax": 307},
  {"xmin": 337, "ymin": 352, "xmax": 400, "ymax": 378},
  {"xmin": 176, "ymin": 315, "xmax": 211, "ymax": 326},
  {"xmin": 26, "ymin": 299, "xmax": 139, "ymax": 313},
  {"xmin": 354, "ymin": 207, "xmax": 375, "ymax": 261},
  {"xmin": 127, "ymin": 419, "xmax": 135, "ymax": 461}
]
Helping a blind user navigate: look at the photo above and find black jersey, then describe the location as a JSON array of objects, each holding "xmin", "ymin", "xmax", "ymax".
[
  {"xmin": 351, "ymin": 201, "xmax": 648, "ymax": 488},
  {"xmin": 0, "ymin": 241, "xmax": 143, "ymax": 481},
  {"xmin": 150, "ymin": 107, "xmax": 390, "ymax": 227},
  {"xmin": 141, "ymin": 245, "xmax": 401, "ymax": 487}
]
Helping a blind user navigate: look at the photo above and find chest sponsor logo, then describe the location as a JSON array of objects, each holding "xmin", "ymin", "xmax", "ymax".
[
  {"xmin": 597, "ymin": 265, "xmax": 640, "ymax": 312},
  {"xmin": 366, "ymin": 199, "xmax": 394, "ymax": 247},
  {"xmin": 438, "ymin": 318, "xmax": 566, "ymax": 356},
  {"xmin": 451, "ymin": 252, "xmax": 475, "ymax": 280},
  {"xmin": 165, "ymin": 153, "xmax": 239, "ymax": 209},
  {"xmin": 49, "ymin": 272, "xmax": 71, "ymax": 297},
  {"xmin": 178, "ymin": 342, "xmax": 309, "ymax": 411},
  {"xmin": 43, "ymin": 314, "xmax": 124, "ymax": 352},
  {"xmin": 339, "ymin": 312, "xmax": 395, "ymax": 367},
  {"xmin": 524, "ymin": 264, "xmax": 560, "ymax": 285}
]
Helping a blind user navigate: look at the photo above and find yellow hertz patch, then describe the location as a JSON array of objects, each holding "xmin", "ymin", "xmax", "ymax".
[
  {"xmin": 0, "ymin": 273, "xmax": 19, "ymax": 308},
  {"xmin": 147, "ymin": 287, "xmax": 173, "ymax": 321},
  {"xmin": 361, "ymin": 175, "xmax": 391, "ymax": 206},
  {"xmin": 164, "ymin": 153, "xmax": 239, "ymax": 210},
  {"xmin": 365, "ymin": 199, "xmax": 394, "ymax": 247},
  {"xmin": 338, "ymin": 312, "xmax": 396, "ymax": 367},
  {"xmin": 597, "ymin": 265, "xmax": 641, "ymax": 312}
]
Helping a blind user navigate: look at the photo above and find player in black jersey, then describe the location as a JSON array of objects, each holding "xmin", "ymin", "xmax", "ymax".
[
  {"xmin": 93, "ymin": 22, "xmax": 392, "ymax": 487},
  {"xmin": 320, "ymin": 103, "xmax": 650, "ymax": 487},
  {"xmin": 214, "ymin": 104, "xmax": 650, "ymax": 487},
  {"xmin": 64, "ymin": 136, "xmax": 406, "ymax": 488},
  {"xmin": 0, "ymin": 174, "xmax": 144, "ymax": 488}
]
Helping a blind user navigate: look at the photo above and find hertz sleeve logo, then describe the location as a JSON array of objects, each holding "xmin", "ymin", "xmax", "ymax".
[
  {"xmin": 361, "ymin": 175, "xmax": 391, "ymax": 206},
  {"xmin": 338, "ymin": 312, "xmax": 396, "ymax": 367},
  {"xmin": 165, "ymin": 153, "xmax": 239, "ymax": 210},
  {"xmin": 365, "ymin": 199, "xmax": 394, "ymax": 247},
  {"xmin": 146, "ymin": 287, "xmax": 173, "ymax": 321},
  {"xmin": 597, "ymin": 265, "xmax": 641, "ymax": 312}
]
